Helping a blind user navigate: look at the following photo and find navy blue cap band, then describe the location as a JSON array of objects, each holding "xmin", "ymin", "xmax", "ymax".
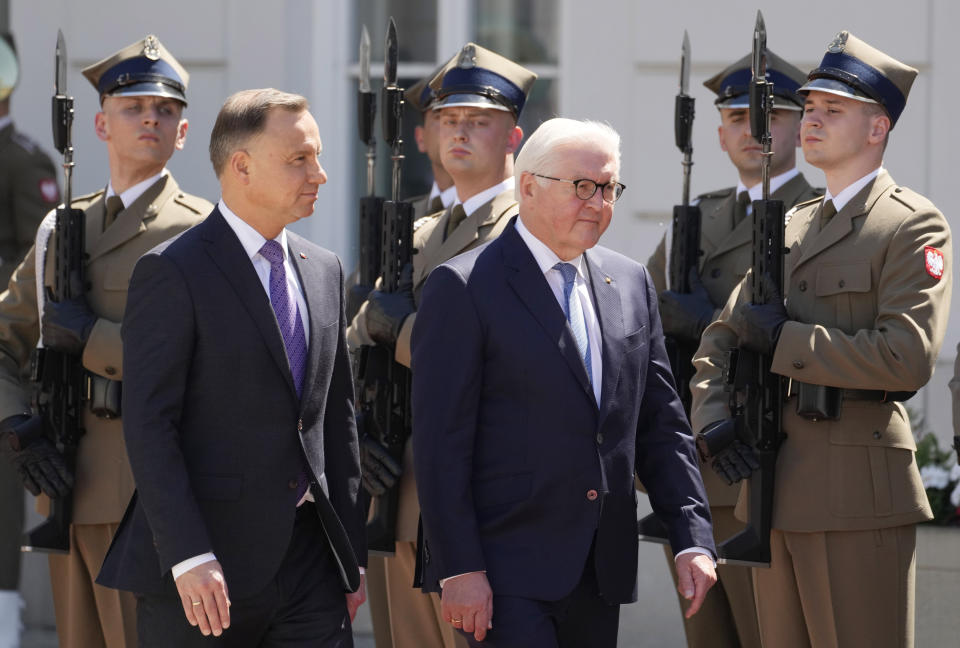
[
  {"xmin": 715, "ymin": 67, "xmax": 803, "ymax": 106},
  {"xmin": 98, "ymin": 56, "xmax": 184, "ymax": 96},
  {"xmin": 809, "ymin": 51, "xmax": 905, "ymax": 124},
  {"xmin": 440, "ymin": 67, "xmax": 525, "ymax": 116}
]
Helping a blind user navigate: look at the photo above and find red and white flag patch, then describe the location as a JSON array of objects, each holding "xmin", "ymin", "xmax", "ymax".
[
  {"xmin": 924, "ymin": 246, "xmax": 944, "ymax": 280},
  {"xmin": 39, "ymin": 178, "xmax": 59, "ymax": 204}
]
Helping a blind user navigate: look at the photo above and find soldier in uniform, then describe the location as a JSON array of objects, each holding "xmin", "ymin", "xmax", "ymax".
[
  {"xmin": 348, "ymin": 43, "xmax": 536, "ymax": 648},
  {"xmin": 0, "ymin": 36, "xmax": 211, "ymax": 647},
  {"xmin": 646, "ymin": 50, "xmax": 820, "ymax": 648},
  {"xmin": 691, "ymin": 32, "xmax": 951, "ymax": 648},
  {"xmin": 0, "ymin": 33, "xmax": 61, "ymax": 647}
]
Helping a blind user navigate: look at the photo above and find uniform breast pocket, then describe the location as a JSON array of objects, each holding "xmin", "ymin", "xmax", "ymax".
[
  {"xmin": 815, "ymin": 261, "xmax": 871, "ymax": 331},
  {"xmin": 624, "ymin": 326, "xmax": 647, "ymax": 353}
]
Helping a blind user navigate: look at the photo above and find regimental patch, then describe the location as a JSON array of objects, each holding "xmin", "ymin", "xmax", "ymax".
[
  {"xmin": 39, "ymin": 178, "xmax": 59, "ymax": 204},
  {"xmin": 925, "ymin": 246, "xmax": 944, "ymax": 280}
]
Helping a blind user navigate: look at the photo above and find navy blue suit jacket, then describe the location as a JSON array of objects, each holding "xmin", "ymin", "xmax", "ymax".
[
  {"xmin": 411, "ymin": 219, "xmax": 714, "ymax": 604},
  {"xmin": 97, "ymin": 208, "xmax": 365, "ymax": 598}
]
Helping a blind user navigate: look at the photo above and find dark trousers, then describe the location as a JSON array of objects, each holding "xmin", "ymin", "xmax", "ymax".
[
  {"xmin": 462, "ymin": 548, "xmax": 620, "ymax": 648},
  {"xmin": 136, "ymin": 505, "xmax": 352, "ymax": 647}
]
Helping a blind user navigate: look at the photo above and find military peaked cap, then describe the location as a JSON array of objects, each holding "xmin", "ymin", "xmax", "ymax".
[
  {"xmin": 428, "ymin": 43, "xmax": 536, "ymax": 118},
  {"xmin": 704, "ymin": 49, "xmax": 807, "ymax": 111},
  {"xmin": 82, "ymin": 34, "xmax": 189, "ymax": 105}
]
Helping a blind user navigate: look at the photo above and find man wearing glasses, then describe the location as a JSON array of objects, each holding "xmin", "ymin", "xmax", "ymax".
[
  {"xmin": 347, "ymin": 43, "xmax": 535, "ymax": 648},
  {"xmin": 411, "ymin": 118, "xmax": 717, "ymax": 647}
]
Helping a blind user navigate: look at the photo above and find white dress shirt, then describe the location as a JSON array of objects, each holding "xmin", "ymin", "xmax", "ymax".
[
  {"xmin": 454, "ymin": 177, "xmax": 515, "ymax": 217},
  {"xmin": 427, "ymin": 181, "xmax": 458, "ymax": 210},
  {"xmin": 735, "ymin": 167, "xmax": 801, "ymax": 219},
  {"xmin": 823, "ymin": 166, "xmax": 882, "ymax": 213},
  {"xmin": 105, "ymin": 169, "xmax": 168, "ymax": 208}
]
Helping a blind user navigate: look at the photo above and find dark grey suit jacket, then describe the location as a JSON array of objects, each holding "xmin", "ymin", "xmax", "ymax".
[{"xmin": 98, "ymin": 207, "xmax": 365, "ymax": 598}]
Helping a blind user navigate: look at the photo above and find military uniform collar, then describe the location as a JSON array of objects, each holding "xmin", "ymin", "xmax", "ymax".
[
  {"xmin": 460, "ymin": 177, "xmax": 515, "ymax": 217},
  {"xmin": 824, "ymin": 166, "xmax": 882, "ymax": 213},
  {"xmin": 736, "ymin": 167, "xmax": 801, "ymax": 202},
  {"xmin": 106, "ymin": 168, "xmax": 168, "ymax": 208}
]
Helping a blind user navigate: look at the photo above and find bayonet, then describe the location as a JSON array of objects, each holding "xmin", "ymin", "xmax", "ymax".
[
  {"xmin": 359, "ymin": 26, "xmax": 371, "ymax": 94},
  {"xmin": 383, "ymin": 18, "xmax": 398, "ymax": 89},
  {"xmin": 55, "ymin": 30, "xmax": 66, "ymax": 97},
  {"xmin": 749, "ymin": 10, "xmax": 773, "ymax": 198},
  {"xmin": 679, "ymin": 30, "xmax": 690, "ymax": 97}
]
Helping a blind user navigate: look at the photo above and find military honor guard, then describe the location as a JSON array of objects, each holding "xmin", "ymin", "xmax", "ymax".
[
  {"xmin": 348, "ymin": 43, "xmax": 536, "ymax": 648},
  {"xmin": 647, "ymin": 49, "xmax": 821, "ymax": 648},
  {"xmin": 0, "ymin": 36, "xmax": 211, "ymax": 647},
  {"xmin": 405, "ymin": 72, "xmax": 457, "ymax": 220},
  {"xmin": 0, "ymin": 32, "xmax": 61, "ymax": 647},
  {"xmin": 691, "ymin": 32, "xmax": 951, "ymax": 648}
]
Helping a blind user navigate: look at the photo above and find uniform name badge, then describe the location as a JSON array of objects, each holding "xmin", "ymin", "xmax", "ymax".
[{"xmin": 924, "ymin": 246, "xmax": 944, "ymax": 280}]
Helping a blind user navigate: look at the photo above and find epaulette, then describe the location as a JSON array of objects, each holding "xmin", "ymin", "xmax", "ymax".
[
  {"xmin": 173, "ymin": 192, "xmax": 211, "ymax": 215},
  {"xmin": 696, "ymin": 187, "xmax": 735, "ymax": 201},
  {"xmin": 787, "ymin": 195, "xmax": 823, "ymax": 215},
  {"xmin": 887, "ymin": 185, "xmax": 922, "ymax": 212},
  {"xmin": 10, "ymin": 130, "xmax": 40, "ymax": 154},
  {"xmin": 413, "ymin": 213, "xmax": 440, "ymax": 232}
]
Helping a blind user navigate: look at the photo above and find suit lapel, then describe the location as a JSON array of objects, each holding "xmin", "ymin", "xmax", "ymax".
[
  {"xmin": 791, "ymin": 172, "xmax": 894, "ymax": 272},
  {"xmin": 585, "ymin": 251, "xmax": 622, "ymax": 424},
  {"xmin": 501, "ymin": 224, "xmax": 594, "ymax": 402},
  {"xmin": 88, "ymin": 175, "xmax": 178, "ymax": 261},
  {"xmin": 287, "ymin": 236, "xmax": 325, "ymax": 415},
  {"xmin": 202, "ymin": 209, "xmax": 297, "ymax": 398}
]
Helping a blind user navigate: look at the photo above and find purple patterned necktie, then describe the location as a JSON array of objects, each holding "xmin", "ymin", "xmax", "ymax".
[{"xmin": 259, "ymin": 240, "xmax": 307, "ymax": 398}]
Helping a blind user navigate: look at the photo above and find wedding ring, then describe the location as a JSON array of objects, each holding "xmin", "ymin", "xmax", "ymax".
[{"xmin": 192, "ymin": 601, "xmax": 202, "ymax": 606}]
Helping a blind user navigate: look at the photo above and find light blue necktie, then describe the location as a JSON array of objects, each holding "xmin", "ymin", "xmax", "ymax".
[{"xmin": 555, "ymin": 262, "xmax": 592, "ymax": 383}]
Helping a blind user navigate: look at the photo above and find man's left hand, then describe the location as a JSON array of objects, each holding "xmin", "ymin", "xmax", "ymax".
[
  {"xmin": 675, "ymin": 552, "xmax": 717, "ymax": 619},
  {"xmin": 346, "ymin": 573, "xmax": 366, "ymax": 622},
  {"xmin": 441, "ymin": 572, "xmax": 493, "ymax": 642},
  {"xmin": 42, "ymin": 295, "xmax": 97, "ymax": 355}
]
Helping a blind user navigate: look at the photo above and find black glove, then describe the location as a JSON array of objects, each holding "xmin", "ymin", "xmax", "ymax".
[
  {"xmin": 360, "ymin": 434, "xmax": 402, "ymax": 497},
  {"xmin": 736, "ymin": 277, "xmax": 788, "ymax": 355},
  {"xmin": 365, "ymin": 263, "xmax": 415, "ymax": 348},
  {"xmin": 0, "ymin": 414, "xmax": 73, "ymax": 498},
  {"xmin": 697, "ymin": 419, "xmax": 760, "ymax": 486},
  {"xmin": 42, "ymin": 294, "xmax": 97, "ymax": 355},
  {"xmin": 659, "ymin": 267, "xmax": 716, "ymax": 341}
]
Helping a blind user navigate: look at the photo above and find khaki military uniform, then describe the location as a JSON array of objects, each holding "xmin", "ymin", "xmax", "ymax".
[
  {"xmin": 0, "ymin": 174, "xmax": 209, "ymax": 648},
  {"xmin": 349, "ymin": 187, "xmax": 517, "ymax": 648},
  {"xmin": 691, "ymin": 170, "xmax": 951, "ymax": 648},
  {"xmin": 646, "ymin": 172, "xmax": 820, "ymax": 648},
  {"xmin": 950, "ymin": 342, "xmax": 960, "ymax": 438},
  {"xmin": 0, "ymin": 122, "xmax": 61, "ymax": 593}
]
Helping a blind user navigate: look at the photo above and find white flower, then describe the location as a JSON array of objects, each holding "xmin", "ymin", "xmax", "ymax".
[
  {"xmin": 951, "ymin": 481, "xmax": 960, "ymax": 508},
  {"xmin": 921, "ymin": 464, "xmax": 950, "ymax": 490},
  {"xmin": 950, "ymin": 463, "xmax": 960, "ymax": 482}
]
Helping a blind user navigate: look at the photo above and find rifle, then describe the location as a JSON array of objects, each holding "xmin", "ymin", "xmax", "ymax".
[
  {"xmin": 346, "ymin": 25, "xmax": 384, "ymax": 322},
  {"xmin": 357, "ymin": 17, "xmax": 414, "ymax": 556},
  {"xmin": 23, "ymin": 30, "xmax": 85, "ymax": 553},
  {"xmin": 638, "ymin": 31, "xmax": 699, "ymax": 547},
  {"xmin": 716, "ymin": 11, "xmax": 787, "ymax": 566}
]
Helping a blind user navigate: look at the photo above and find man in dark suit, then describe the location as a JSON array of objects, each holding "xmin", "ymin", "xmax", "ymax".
[
  {"xmin": 97, "ymin": 88, "xmax": 366, "ymax": 646},
  {"xmin": 411, "ymin": 118, "xmax": 717, "ymax": 648}
]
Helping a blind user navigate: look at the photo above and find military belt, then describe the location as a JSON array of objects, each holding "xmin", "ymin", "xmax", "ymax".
[
  {"xmin": 787, "ymin": 380, "xmax": 915, "ymax": 404},
  {"xmin": 83, "ymin": 371, "xmax": 122, "ymax": 419}
]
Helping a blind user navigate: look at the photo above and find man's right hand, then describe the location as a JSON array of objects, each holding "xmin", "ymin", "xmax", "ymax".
[
  {"xmin": 0, "ymin": 414, "xmax": 73, "ymax": 497},
  {"xmin": 360, "ymin": 434, "xmax": 402, "ymax": 497},
  {"xmin": 659, "ymin": 267, "xmax": 715, "ymax": 342},
  {"xmin": 441, "ymin": 572, "xmax": 494, "ymax": 642},
  {"xmin": 175, "ymin": 560, "xmax": 231, "ymax": 637}
]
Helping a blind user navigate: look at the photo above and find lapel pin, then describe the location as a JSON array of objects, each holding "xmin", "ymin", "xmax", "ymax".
[
  {"xmin": 604, "ymin": 277, "xmax": 612, "ymax": 284},
  {"xmin": 299, "ymin": 252, "xmax": 307, "ymax": 259}
]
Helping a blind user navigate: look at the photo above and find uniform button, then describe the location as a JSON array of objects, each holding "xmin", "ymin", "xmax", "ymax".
[
  {"xmin": 586, "ymin": 489, "xmax": 598, "ymax": 501},
  {"xmin": 596, "ymin": 433, "xmax": 604, "ymax": 445},
  {"xmin": 288, "ymin": 479, "xmax": 298, "ymax": 490},
  {"xmin": 104, "ymin": 366, "xmax": 117, "ymax": 376},
  {"xmin": 710, "ymin": 268, "xmax": 721, "ymax": 279},
  {"xmin": 793, "ymin": 360, "xmax": 804, "ymax": 369},
  {"xmin": 873, "ymin": 431, "xmax": 882, "ymax": 440},
  {"xmin": 838, "ymin": 279, "xmax": 845, "ymax": 288},
  {"xmin": 798, "ymin": 280, "xmax": 807, "ymax": 292}
]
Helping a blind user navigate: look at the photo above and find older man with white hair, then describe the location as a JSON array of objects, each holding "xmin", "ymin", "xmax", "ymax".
[{"xmin": 411, "ymin": 117, "xmax": 717, "ymax": 648}]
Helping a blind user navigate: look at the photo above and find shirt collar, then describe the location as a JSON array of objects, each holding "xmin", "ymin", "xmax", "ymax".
[
  {"xmin": 439, "ymin": 184, "xmax": 458, "ymax": 209},
  {"xmin": 218, "ymin": 198, "xmax": 289, "ymax": 262},
  {"xmin": 824, "ymin": 167, "xmax": 883, "ymax": 213},
  {"xmin": 106, "ymin": 169, "xmax": 168, "ymax": 208},
  {"xmin": 736, "ymin": 167, "xmax": 800, "ymax": 202},
  {"xmin": 457, "ymin": 177, "xmax": 515, "ymax": 217},
  {"xmin": 515, "ymin": 216, "xmax": 585, "ymax": 279},
  {"xmin": 0, "ymin": 116, "xmax": 12, "ymax": 131}
]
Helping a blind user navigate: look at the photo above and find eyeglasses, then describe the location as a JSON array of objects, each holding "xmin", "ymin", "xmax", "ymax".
[{"xmin": 531, "ymin": 173, "xmax": 626, "ymax": 204}]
